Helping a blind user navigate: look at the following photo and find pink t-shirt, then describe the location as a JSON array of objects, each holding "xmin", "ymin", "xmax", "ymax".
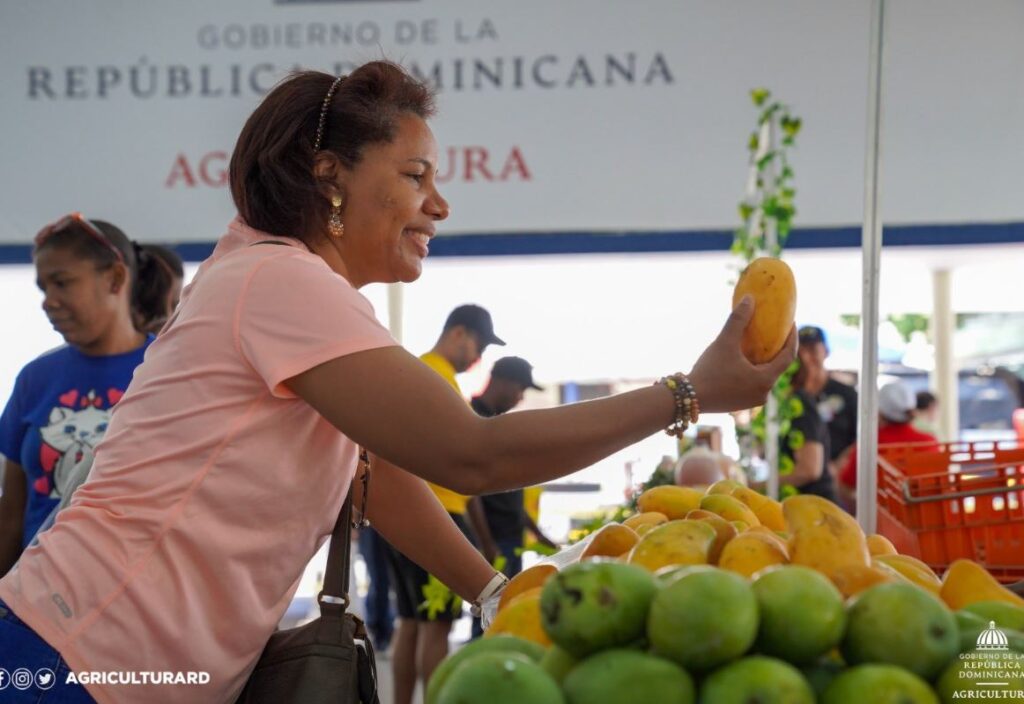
[{"xmin": 0, "ymin": 218, "xmax": 397, "ymax": 703}]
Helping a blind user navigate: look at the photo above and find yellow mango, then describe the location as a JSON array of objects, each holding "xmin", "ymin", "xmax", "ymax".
[
  {"xmin": 636, "ymin": 485, "xmax": 704, "ymax": 520},
  {"xmin": 498, "ymin": 563, "xmax": 558, "ymax": 612},
  {"xmin": 871, "ymin": 559, "xmax": 913, "ymax": 584},
  {"xmin": 830, "ymin": 564, "xmax": 898, "ymax": 599},
  {"xmin": 627, "ymin": 519, "xmax": 717, "ymax": 572},
  {"xmin": 717, "ymin": 532, "xmax": 789, "ymax": 578},
  {"xmin": 873, "ymin": 555, "xmax": 941, "ymax": 596},
  {"xmin": 685, "ymin": 509, "xmax": 739, "ymax": 564},
  {"xmin": 745, "ymin": 525, "xmax": 790, "ymax": 553},
  {"xmin": 622, "ymin": 511, "xmax": 669, "ymax": 533},
  {"xmin": 706, "ymin": 479, "xmax": 744, "ymax": 496},
  {"xmin": 731, "ymin": 520, "xmax": 750, "ymax": 532},
  {"xmin": 699, "ymin": 494, "xmax": 761, "ymax": 527},
  {"xmin": 783, "ymin": 495, "xmax": 870, "ymax": 578},
  {"xmin": 783, "ymin": 493, "xmax": 861, "ymax": 534},
  {"xmin": 732, "ymin": 256, "xmax": 797, "ymax": 364},
  {"xmin": 731, "ymin": 485, "xmax": 787, "ymax": 531},
  {"xmin": 580, "ymin": 523, "xmax": 639, "ymax": 560},
  {"xmin": 788, "ymin": 524, "xmax": 870, "ymax": 578},
  {"xmin": 486, "ymin": 587, "xmax": 551, "ymax": 646},
  {"xmin": 940, "ymin": 559, "xmax": 1024, "ymax": 610},
  {"xmin": 866, "ymin": 534, "xmax": 898, "ymax": 556}
]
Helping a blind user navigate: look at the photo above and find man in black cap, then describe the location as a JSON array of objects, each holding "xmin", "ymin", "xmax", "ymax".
[
  {"xmin": 798, "ymin": 325, "xmax": 859, "ymax": 477},
  {"xmin": 422, "ymin": 304, "xmax": 506, "ymax": 378},
  {"xmin": 465, "ymin": 357, "xmax": 558, "ymax": 638}
]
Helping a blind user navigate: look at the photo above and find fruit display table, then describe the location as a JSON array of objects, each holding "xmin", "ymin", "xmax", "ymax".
[{"xmin": 429, "ymin": 484, "xmax": 1024, "ymax": 704}]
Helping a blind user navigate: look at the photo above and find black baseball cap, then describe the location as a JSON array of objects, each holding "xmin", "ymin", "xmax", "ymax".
[
  {"xmin": 798, "ymin": 325, "xmax": 829, "ymax": 354},
  {"xmin": 491, "ymin": 356, "xmax": 543, "ymax": 391},
  {"xmin": 444, "ymin": 304, "xmax": 505, "ymax": 347}
]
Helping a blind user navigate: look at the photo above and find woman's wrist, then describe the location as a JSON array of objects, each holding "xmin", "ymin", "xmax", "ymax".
[
  {"xmin": 461, "ymin": 558, "xmax": 501, "ymax": 602},
  {"xmin": 470, "ymin": 571, "xmax": 509, "ymax": 617},
  {"xmin": 686, "ymin": 368, "xmax": 710, "ymax": 414}
]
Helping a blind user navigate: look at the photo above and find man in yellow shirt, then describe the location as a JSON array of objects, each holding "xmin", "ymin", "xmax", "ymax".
[
  {"xmin": 386, "ymin": 304, "xmax": 504, "ymax": 704},
  {"xmin": 418, "ymin": 305, "xmax": 503, "ymax": 515}
]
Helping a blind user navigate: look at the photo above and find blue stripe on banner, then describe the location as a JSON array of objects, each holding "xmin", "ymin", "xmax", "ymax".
[{"xmin": 1, "ymin": 221, "xmax": 1021, "ymax": 263}]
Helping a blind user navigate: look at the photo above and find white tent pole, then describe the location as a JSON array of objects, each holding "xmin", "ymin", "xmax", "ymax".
[
  {"xmin": 856, "ymin": 0, "xmax": 886, "ymax": 534},
  {"xmin": 931, "ymin": 270, "xmax": 959, "ymax": 441},
  {"xmin": 387, "ymin": 283, "xmax": 404, "ymax": 344},
  {"xmin": 762, "ymin": 119, "xmax": 780, "ymax": 501}
]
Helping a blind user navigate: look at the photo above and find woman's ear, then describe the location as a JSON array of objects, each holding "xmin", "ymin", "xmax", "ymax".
[
  {"xmin": 108, "ymin": 262, "xmax": 129, "ymax": 295},
  {"xmin": 313, "ymin": 152, "xmax": 346, "ymax": 207}
]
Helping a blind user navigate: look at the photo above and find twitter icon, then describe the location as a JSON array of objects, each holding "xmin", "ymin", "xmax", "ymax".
[{"xmin": 35, "ymin": 668, "xmax": 56, "ymax": 690}]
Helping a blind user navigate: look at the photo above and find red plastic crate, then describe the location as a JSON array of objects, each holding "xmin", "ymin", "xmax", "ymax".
[{"xmin": 876, "ymin": 440, "xmax": 1024, "ymax": 583}]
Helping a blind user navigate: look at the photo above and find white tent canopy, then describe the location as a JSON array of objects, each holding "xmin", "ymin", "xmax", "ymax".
[{"xmin": 1, "ymin": 0, "xmax": 1023, "ymax": 253}]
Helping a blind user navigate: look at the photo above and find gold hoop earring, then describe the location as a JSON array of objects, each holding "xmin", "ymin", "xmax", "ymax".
[{"xmin": 328, "ymin": 195, "xmax": 344, "ymax": 238}]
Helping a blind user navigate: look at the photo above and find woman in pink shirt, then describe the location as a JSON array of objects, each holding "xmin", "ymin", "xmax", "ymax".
[{"xmin": 0, "ymin": 61, "xmax": 794, "ymax": 704}]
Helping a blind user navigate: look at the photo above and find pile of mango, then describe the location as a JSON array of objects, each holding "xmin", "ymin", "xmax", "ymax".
[{"xmin": 428, "ymin": 483, "xmax": 1024, "ymax": 704}]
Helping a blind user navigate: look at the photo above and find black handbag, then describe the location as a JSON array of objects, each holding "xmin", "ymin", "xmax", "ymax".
[{"xmin": 236, "ymin": 470, "xmax": 379, "ymax": 703}]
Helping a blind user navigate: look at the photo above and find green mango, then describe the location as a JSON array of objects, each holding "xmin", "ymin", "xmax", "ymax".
[
  {"xmin": 955, "ymin": 610, "xmax": 1024, "ymax": 654},
  {"xmin": 426, "ymin": 635, "xmax": 545, "ymax": 704},
  {"xmin": 436, "ymin": 652, "xmax": 562, "ymax": 704},
  {"xmin": 563, "ymin": 649, "xmax": 694, "ymax": 704},
  {"xmin": 961, "ymin": 601, "xmax": 1024, "ymax": 632}
]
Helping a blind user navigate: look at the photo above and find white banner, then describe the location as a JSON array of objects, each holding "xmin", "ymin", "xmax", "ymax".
[{"xmin": 1, "ymin": 0, "xmax": 1022, "ymax": 246}]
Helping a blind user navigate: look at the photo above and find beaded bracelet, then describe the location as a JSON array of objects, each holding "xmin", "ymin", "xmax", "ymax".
[{"xmin": 656, "ymin": 372, "xmax": 700, "ymax": 437}]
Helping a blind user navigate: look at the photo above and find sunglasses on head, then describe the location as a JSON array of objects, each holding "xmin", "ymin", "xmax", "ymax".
[{"xmin": 35, "ymin": 212, "xmax": 125, "ymax": 264}]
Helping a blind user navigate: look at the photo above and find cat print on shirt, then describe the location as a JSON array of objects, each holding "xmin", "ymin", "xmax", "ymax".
[{"xmin": 36, "ymin": 388, "xmax": 122, "ymax": 498}]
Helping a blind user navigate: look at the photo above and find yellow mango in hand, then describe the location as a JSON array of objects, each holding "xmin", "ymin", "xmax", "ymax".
[{"xmin": 732, "ymin": 257, "xmax": 797, "ymax": 364}]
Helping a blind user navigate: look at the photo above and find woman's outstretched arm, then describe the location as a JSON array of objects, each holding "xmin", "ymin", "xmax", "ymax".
[{"xmin": 288, "ymin": 298, "xmax": 795, "ymax": 497}]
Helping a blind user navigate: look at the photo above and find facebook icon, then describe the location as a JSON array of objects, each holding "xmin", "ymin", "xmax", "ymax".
[{"xmin": 0, "ymin": 667, "xmax": 10, "ymax": 690}]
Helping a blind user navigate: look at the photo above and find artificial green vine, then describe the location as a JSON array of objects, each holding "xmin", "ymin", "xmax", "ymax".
[
  {"xmin": 731, "ymin": 88, "xmax": 804, "ymax": 496},
  {"xmin": 732, "ymin": 88, "xmax": 802, "ymax": 261}
]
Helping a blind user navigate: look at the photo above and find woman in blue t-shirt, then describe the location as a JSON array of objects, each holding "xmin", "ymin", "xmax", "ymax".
[{"xmin": 0, "ymin": 214, "xmax": 158, "ymax": 576}]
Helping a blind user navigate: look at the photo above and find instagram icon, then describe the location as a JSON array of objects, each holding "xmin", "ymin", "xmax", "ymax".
[{"xmin": 12, "ymin": 667, "xmax": 33, "ymax": 690}]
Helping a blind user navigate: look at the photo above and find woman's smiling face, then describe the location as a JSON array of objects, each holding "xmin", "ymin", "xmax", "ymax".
[{"xmin": 333, "ymin": 113, "xmax": 450, "ymax": 286}]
